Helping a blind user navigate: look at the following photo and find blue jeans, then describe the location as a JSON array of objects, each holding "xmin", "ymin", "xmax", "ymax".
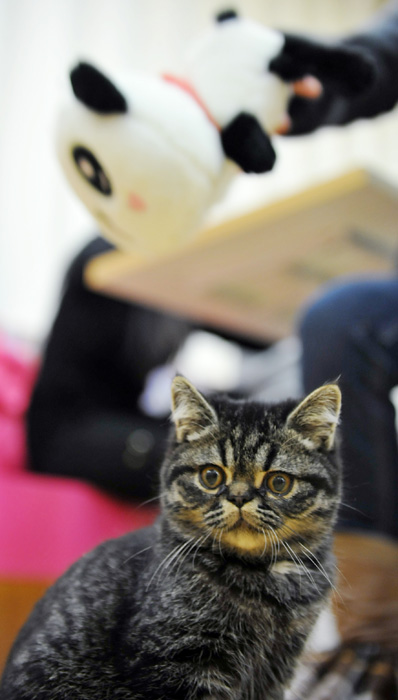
[{"xmin": 298, "ymin": 277, "xmax": 398, "ymax": 539}]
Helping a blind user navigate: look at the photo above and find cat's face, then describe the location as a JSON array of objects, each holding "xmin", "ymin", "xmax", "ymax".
[{"xmin": 161, "ymin": 377, "xmax": 341, "ymax": 561}]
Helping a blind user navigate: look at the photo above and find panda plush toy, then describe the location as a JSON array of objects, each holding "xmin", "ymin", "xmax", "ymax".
[{"xmin": 56, "ymin": 9, "xmax": 375, "ymax": 259}]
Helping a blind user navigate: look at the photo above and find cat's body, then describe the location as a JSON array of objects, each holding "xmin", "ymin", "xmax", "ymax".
[{"xmin": 0, "ymin": 378, "xmax": 342, "ymax": 700}]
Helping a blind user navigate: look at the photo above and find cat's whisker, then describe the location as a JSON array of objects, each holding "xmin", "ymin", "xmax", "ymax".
[
  {"xmin": 280, "ymin": 540, "xmax": 303, "ymax": 594},
  {"xmin": 275, "ymin": 530, "xmax": 281, "ymax": 558},
  {"xmin": 269, "ymin": 525, "xmax": 284, "ymax": 568},
  {"xmin": 145, "ymin": 537, "xmax": 195, "ymax": 590},
  {"xmin": 211, "ymin": 531, "xmax": 221, "ymax": 558},
  {"xmin": 267, "ymin": 526, "xmax": 278, "ymax": 568},
  {"xmin": 210, "ymin": 527, "xmax": 225, "ymax": 559},
  {"xmin": 122, "ymin": 545, "xmax": 153, "ymax": 566},
  {"xmin": 173, "ymin": 531, "xmax": 215, "ymax": 581},
  {"xmin": 278, "ymin": 519, "xmax": 327, "ymax": 550},
  {"xmin": 292, "ymin": 552, "xmax": 321, "ymax": 595},
  {"xmin": 217, "ymin": 528, "xmax": 225, "ymax": 559},
  {"xmin": 280, "ymin": 537, "xmax": 319, "ymax": 593},
  {"xmin": 280, "ymin": 521, "xmax": 346, "ymax": 588},
  {"xmin": 339, "ymin": 501, "xmax": 367, "ymax": 516},
  {"xmin": 191, "ymin": 532, "xmax": 212, "ymax": 569},
  {"xmin": 137, "ymin": 493, "xmax": 164, "ymax": 508},
  {"xmin": 175, "ymin": 534, "xmax": 208, "ymax": 578},
  {"xmin": 299, "ymin": 543, "xmax": 343, "ymax": 602},
  {"xmin": 280, "ymin": 539, "xmax": 299, "ymax": 568},
  {"xmin": 163, "ymin": 536, "xmax": 199, "ymax": 576},
  {"xmin": 276, "ymin": 521, "xmax": 301, "ymax": 539},
  {"xmin": 273, "ymin": 532, "xmax": 280, "ymax": 567},
  {"xmin": 269, "ymin": 530, "xmax": 276, "ymax": 568},
  {"xmin": 261, "ymin": 529, "xmax": 268, "ymax": 557}
]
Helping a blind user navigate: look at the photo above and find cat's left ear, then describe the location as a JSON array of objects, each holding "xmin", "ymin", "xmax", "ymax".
[
  {"xmin": 286, "ymin": 384, "xmax": 341, "ymax": 451},
  {"xmin": 171, "ymin": 376, "xmax": 218, "ymax": 442}
]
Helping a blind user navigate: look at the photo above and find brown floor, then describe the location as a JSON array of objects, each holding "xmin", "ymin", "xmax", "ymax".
[{"xmin": 0, "ymin": 579, "xmax": 52, "ymax": 675}]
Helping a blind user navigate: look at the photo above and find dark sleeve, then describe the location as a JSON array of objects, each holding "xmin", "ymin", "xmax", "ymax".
[
  {"xmin": 27, "ymin": 236, "xmax": 192, "ymax": 501},
  {"xmin": 288, "ymin": 2, "xmax": 398, "ymax": 134}
]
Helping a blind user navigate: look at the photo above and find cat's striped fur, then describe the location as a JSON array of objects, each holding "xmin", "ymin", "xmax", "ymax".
[{"xmin": 0, "ymin": 377, "xmax": 342, "ymax": 700}]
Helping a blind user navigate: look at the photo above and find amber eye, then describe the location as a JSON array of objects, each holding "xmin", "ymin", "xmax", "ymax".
[
  {"xmin": 200, "ymin": 466, "xmax": 225, "ymax": 490},
  {"xmin": 265, "ymin": 473, "xmax": 292, "ymax": 496}
]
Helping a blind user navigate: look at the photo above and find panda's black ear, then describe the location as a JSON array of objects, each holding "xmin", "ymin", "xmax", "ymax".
[
  {"xmin": 221, "ymin": 113, "xmax": 276, "ymax": 173},
  {"xmin": 70, "ymin": 62, "xmax": 128, "ymax": 114},
  {"xmin": 216, "ymin": 9, "xmax": 239, "ymax": 22}
]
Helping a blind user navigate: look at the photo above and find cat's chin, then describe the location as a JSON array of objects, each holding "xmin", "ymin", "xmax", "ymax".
[{"xmin": 220, "ymin": 522, "xmax": 267, "ymax": 558}]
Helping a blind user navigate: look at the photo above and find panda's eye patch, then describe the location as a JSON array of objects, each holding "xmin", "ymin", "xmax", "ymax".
[{"xmin": 72, "ymin": 146, "xmax": 112, "ymax": 196}]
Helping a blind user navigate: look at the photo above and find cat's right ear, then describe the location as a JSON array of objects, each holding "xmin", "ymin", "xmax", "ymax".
[
  {"xmin": 286, "ymin": 384, "xmax": 341, "ymax": 451},
  {"xmin": 171, "ymin": 376, "xmax": 218, "ymax": 442},
  {"xmin": 70, "ymin": 62, "xmax": 128, "ymax": 114}
]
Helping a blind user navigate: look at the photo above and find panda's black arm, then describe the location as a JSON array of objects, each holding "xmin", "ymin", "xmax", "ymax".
[
  {"xmin": 220, "ymin": 113, "xmax": 276, "ymax": 173},
  {"xmin": 270, "ymin": 1, "xmax": 398, "ymax": 134}
]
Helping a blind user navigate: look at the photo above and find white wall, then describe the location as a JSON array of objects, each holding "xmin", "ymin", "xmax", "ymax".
[{"xmin": 0, "ymin": 0, "xmax": 395, "ymax": 342}]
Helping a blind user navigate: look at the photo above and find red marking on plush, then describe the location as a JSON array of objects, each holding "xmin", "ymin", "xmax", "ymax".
[
  {"xmin": 128, "ymin": 192, "xmax": 147, "ymax": 212},
  {"xmin": 162, "ymin": 74, "xmax": 220, "ymax": 130}
]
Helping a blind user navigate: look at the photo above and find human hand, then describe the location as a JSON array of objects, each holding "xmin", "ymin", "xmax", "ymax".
[
  {"xmin": 270, "ymin": 33, "xmax": 376, "ymax": 135},
  {"xmin": 274, "ymin": 76, "xmax": 323, "ymax": 134}
]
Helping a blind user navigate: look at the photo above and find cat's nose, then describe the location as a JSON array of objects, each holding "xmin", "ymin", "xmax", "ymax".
[{"xmin": 227, "ymin": 489, "xmax": 253, "ymax": 509}]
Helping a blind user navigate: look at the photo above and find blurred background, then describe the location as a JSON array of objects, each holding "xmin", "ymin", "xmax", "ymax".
[
  {"xmin": 1, "ymin": 0, "xmax": 398, "ymax": 680},
  {"xmin": 0, "ymin": 0, "xmax": 396, "ymax": 343}
]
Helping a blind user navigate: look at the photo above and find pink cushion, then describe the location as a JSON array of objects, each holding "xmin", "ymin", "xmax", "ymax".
[
  {"xmin": 0, "ymin": 333, "xmax": 38, "ymax": 475},
  {"xmin": 0, "ymin": 332, "xmax": 157, "ymax": 580},
  {"xmin": 0, "ymin": 472, "xmax": 157, "ymax": 579}
]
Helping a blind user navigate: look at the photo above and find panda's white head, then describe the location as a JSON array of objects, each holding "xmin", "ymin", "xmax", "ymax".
[
  {"xmin": 55, "ymin": 63, "xmax": 227, "ymax": 257},
  {"xmin": 186, "ymin": 10, "xmax": 289, "ymax": 132},
  {"xmin": 55, "ymin": 13, "xmax": 297, "ymax": 256}
]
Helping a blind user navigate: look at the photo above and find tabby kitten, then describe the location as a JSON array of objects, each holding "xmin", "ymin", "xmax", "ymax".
[{"xmin": 0, "ymin": 376, "xmax": 342, "ymax": 700}]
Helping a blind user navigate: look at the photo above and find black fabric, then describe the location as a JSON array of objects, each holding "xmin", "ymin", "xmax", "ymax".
[
  {"xmin": 27, "ymin": 237, "xmax": 193, "ymax": 501},
  {"xmin": 284, "ymin": 1, "xmax": 398, "ymax": 134},
  {"xmin": 221, "ymin": 112, "xmax": 276, "ymax": 173},
  {"xmin": 270, "ymin": 34, "xmax": 375, "ymax": 96}
]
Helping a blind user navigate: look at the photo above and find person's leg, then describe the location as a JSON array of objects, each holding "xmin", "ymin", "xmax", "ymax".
[{"xmin": 298, "ymin": 277, "xmax": 398, "ymax": 538}]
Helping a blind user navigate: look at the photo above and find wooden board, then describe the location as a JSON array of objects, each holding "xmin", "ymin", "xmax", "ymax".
[{"xmin": 85, "ymin": 170, "xmax": 398, "ymax": 343}]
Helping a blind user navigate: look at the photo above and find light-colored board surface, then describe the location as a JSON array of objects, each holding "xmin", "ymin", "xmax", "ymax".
[{"xmin": 85, "ymin": 170, "xmax": 398, "ymax": 342}]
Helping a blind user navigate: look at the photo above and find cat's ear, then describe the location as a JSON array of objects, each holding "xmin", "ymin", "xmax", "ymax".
[
  {"xmin": 171, "ymin": 376, "xmax": 218, "ymax": 442},
  {"xmin": 70, "ymin": 62, "xmax": 128, "ymax": 114},
  {"xmin": 286, "ymin": 384, "xmax": 341, "ymax": 451}
]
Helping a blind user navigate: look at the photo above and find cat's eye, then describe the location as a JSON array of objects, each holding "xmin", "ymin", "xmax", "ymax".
[
  {"xmin": 72, "ymin": 146, "xmax": 112, "ymax": 195},
  {"xmin": 265, "ymin": 472, "xmax": 292, "ymax": 496},
  {"xmin": 199, "ymin": 465, "xmax": 225, "ymax": 490}
]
